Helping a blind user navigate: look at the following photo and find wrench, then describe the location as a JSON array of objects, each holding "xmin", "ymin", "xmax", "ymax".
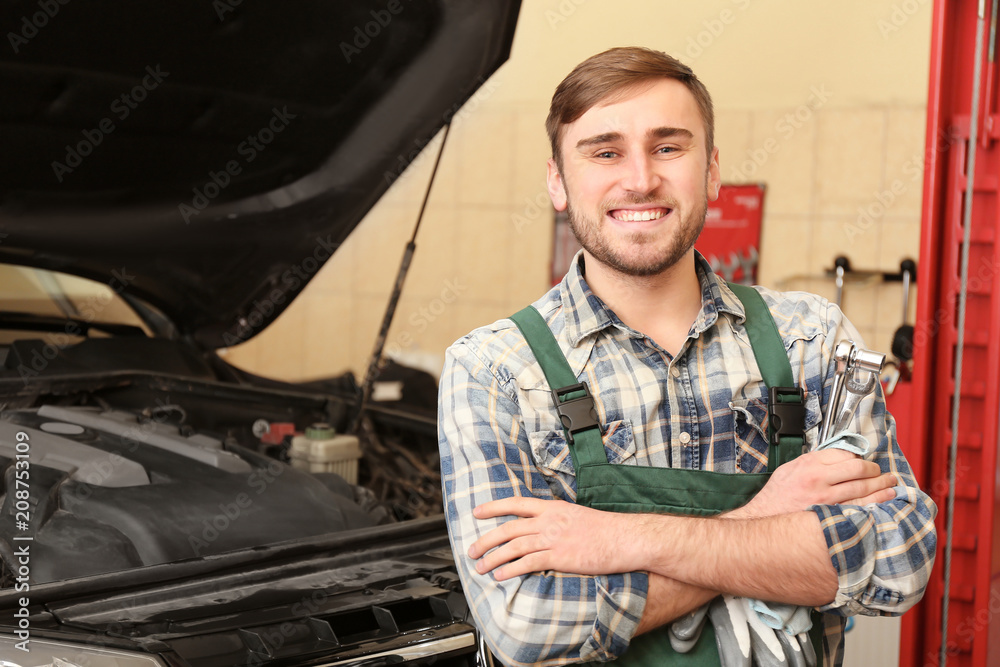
[
  {"xmin": 819, "ymin": 340, "xmax": 855, "ymax": 444},
  {"xmin": 827, "ymin": 348, "xmax": 886, "ymax": 439}
]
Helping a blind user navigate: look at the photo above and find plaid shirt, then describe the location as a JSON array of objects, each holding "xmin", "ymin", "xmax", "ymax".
[{"xmin": 438, "ymin": 252, "xmax": 936, "ymax": 667}]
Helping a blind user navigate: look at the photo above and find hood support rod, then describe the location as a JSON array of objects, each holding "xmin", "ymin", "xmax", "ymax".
[{"xmin": 352, "ymin": 123, "xmax": 452, "ymax": 433}]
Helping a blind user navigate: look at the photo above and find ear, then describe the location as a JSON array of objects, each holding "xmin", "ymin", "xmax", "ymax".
[
  {"xmin": 707, "ymin": 146, "xmax": 721, "ymax": 202},
  {"xmin": 546, "ymin": 158, "xmax": 568, "ymax": 212}
]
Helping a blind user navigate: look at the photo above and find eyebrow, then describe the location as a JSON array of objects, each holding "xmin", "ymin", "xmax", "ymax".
[
  {"xmin": 575, "ymin": 132, "xmax": 624, "ymax": 150},
  {"xmin": 574, "ymin": 126, "xmax": 695, "ymax": 150},
  {"xmin": 648, "ymin": 126, "xmax": 694, "ymax": 141}
]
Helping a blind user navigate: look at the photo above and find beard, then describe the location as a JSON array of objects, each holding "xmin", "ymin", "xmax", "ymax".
[{"xmin": 566, "ymin": 191, "xmax": 708, "ymax": 277}]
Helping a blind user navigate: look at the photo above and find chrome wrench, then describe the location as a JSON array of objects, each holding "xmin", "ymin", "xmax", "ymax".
[
  {"xmin": 819, "ymin": 340, "xmax": 855, "ymax": 444},
  {"xmin": 828, "ymin": 349, "xmax": 886, "ymax": 439}
]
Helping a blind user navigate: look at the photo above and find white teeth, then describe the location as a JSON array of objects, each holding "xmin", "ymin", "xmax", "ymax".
[{"xmin": 612, "ymin": 209, "xmax": 666, "ymax": 222}]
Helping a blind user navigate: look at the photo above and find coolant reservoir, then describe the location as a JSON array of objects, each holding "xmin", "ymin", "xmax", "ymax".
[{"xmin": 289, "ymin": 423, "xmax": 362, "ymax": 484}]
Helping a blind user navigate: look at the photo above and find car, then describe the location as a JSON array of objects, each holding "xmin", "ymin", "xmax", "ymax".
[{"xmin": 0, "ymin": 1, "xmax": 520, "ymax": 664}]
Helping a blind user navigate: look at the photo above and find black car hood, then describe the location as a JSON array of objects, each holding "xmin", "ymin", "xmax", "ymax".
[{"xmin": 0, "ymin": 0, "xmax": 520, "ymax": 348}]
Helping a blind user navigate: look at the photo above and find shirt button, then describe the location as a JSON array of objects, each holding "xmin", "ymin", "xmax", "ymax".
[
  {"xmin": 679, "ymin": 432, "xmax": 691, "ymax": 444},
  {"xmin": 670, "ymin": 366, "xmax": 681, "ymax": 378}
]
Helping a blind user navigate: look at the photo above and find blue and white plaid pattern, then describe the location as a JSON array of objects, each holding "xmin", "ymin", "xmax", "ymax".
[{"xmin": 438, "ymin": 252, "xmax": 936, "ymax": 666}]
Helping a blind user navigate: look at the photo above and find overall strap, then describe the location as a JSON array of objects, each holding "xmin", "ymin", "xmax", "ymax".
[
  {"xmin": 511, "ymin": 286, "xmax": 807, "ymax": 474},
  {"xmin": 509, "ymin": 307, "xmax": 606, "ymax": 469},
  {"xmin": 726, "ymin": 283, "xmax": 806, "ymax": 471}
]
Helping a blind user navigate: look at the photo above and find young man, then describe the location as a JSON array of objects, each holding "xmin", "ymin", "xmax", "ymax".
[{"xmin": 438, "ymin": 47, "xmax": 936, "ymax": 667}]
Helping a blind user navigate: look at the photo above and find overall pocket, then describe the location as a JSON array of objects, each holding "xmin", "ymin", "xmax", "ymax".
[
  {"xmin": 730, "ymin": 391, "xmax": 822, "ymax": 472},
  {"xmin": 527, "ymin": 419, "xmax": 636, "ymax": 477}
]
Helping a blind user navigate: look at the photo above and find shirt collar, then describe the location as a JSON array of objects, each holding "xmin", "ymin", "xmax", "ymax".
[{"xmin": 558, "ymin": 250, "xmax": 746, "ymax": 346}]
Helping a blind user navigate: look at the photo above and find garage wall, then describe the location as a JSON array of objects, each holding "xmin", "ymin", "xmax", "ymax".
[{"xmin": 221, "ymin": 0, "xmax": 933, "ymax": 385}]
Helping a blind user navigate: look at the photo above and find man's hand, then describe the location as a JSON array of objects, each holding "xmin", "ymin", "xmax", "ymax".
[
  {"xmin": 469, "ymin": 497, "xmax": 642, "ymax": 580},
  {"xmin": 729, "ymin": 449, "xmax": 898, "ymax": 520},
  {"xmin": 468, "ymin": 450, "xmax": 894, "ymax": 591}
]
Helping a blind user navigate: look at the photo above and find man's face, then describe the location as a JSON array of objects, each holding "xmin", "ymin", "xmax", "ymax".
[{"xmin": 546, "ymin": 79, "xmax": 721, "ymax": 277}]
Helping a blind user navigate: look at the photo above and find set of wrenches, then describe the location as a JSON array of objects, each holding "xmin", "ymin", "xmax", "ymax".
[{"xmin": 818, "ymin": 340, "xmax": 887, "ymax": 444}]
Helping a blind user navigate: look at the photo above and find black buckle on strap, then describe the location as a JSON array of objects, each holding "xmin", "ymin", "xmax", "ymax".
[
  {"xmin": 552, "ymin": 382, "xmax": 599, "ymax": 444},
  {"xmin": 768, "ymin": 386, "xmax": 805, "ymax": 446}
]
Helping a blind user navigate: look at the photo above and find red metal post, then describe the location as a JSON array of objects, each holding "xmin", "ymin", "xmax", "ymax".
[{"xmin": 902, "ymin": 1, "xmax": 1000, "ymax": 666}]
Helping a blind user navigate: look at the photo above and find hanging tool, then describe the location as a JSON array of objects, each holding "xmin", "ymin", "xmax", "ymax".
[
  {"xmin": 833, "ymin": 256, "xmax": 851, "ymax": 308},
  {"xmin": 890, "ymin": 259, "xmax": 917, "ymax": 365},
  {"xmin": 884, "ymin": 259, "xmax": 917, "ymax": 395}
]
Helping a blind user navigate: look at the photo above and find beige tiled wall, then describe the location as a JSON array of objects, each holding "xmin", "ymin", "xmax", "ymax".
[
  {"xmin": 222, "ymin": 0, "xmax": 932, "ymax": 383},
  {"xmin": 748, "ymin": 105, "xmax": 927, "ymax": 355}
]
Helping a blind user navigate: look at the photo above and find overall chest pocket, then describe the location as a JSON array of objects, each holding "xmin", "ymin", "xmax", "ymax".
[
  {"xmin": 730, "ymin": 392, "xmax": 822, "ymax": 473},
  {"xmin": 527, "ymin": 419, "xmax": 635, "ymax": 478},
  {"xmin": 730, "ymin": 397, "xmax": 770, "ymax": 473}
]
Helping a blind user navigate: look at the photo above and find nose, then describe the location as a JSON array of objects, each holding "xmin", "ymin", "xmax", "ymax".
[{"xmin": 619, "ymin": 152, "xmax": 661, "ymax": 195}]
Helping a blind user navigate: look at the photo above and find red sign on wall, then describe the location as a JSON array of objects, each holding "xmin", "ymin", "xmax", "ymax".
[
  {"xmin": 695, "ymin": 183, "xmax": 765, "ymax": 284},
  {"xmin": 551, "ymin": 183, "xmax": 766, "ymax": 285}
]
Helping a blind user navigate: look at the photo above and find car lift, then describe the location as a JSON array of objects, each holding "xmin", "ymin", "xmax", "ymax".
[{"xmin": 896, "ymin": 1, "xmax": 1000, "ymax": 665}]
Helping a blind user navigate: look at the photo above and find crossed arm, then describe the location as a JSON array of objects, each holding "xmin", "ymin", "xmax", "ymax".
[
  {"xmin": 467, "ymin": 448, "xmax": 898, "ymax": 632},
  {"xmin": 439, "ymin": 333, "xmax": 935, "ymax": 665}
]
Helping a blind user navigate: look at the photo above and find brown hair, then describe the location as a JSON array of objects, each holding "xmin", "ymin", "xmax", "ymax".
[{"xmin": 545, "ymin": 47, "xmax": 714, "ymax": 168}]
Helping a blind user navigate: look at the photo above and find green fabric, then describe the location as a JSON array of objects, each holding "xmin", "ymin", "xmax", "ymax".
[
  {"xmin": 509, "ymin": 286, "xmax": 822, "ymax": 666},
  {"xmin": 726, "ymin": 283, "xmax": 795, "ymax": 388},
  {"xmin": 510, "ymin": 306, "xmax": 578, "ymax": 391},
  {"xmin": 728, "ymin": 282, "xmax": 805, "ymax": 471},
  {"xmin": 594, "ymin": 620, "xmax": 720, "ymax": 666},
  {"xmin": 576, "ymin": 465, "xmax": 771, "ymax": 515},
  {"xmin": 510, "ymin": 306, "xmax": 607, "ymax": 468}
]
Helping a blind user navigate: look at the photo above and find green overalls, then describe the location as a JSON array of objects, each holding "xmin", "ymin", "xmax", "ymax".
[{"xmin": 509, "ymin": 284, "xmax": 825, "ymax": 666}]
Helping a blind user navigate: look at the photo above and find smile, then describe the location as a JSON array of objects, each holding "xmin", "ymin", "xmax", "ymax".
[{"xmin": 608, "ymin": 207, "xmax": 670, "ymax": 222}]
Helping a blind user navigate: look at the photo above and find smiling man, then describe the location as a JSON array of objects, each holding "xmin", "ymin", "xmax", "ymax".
[{"xmin": 438, "ymin": 47, "xmax": 936, "ymax": 667}]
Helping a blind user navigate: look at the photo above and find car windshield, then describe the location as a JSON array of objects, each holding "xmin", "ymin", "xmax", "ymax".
[{"xmin": 0, "ymin": 264, "xmax": 149, "ymax": 344}]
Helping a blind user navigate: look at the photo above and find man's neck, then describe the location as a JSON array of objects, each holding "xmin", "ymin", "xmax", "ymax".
[{"xmin": 582, "ymin": 250, "xmax": 703, "ymax": 356}]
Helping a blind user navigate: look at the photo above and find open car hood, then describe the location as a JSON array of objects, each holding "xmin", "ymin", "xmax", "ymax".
[{"xmin": 0, "ymin": 0, "xmax": 520, "ymax": 348}]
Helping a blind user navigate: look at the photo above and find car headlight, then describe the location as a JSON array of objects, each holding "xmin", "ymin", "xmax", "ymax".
[{"xmin": 0, "ymin": 635, "xmax": 167, "ymax": 667}]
